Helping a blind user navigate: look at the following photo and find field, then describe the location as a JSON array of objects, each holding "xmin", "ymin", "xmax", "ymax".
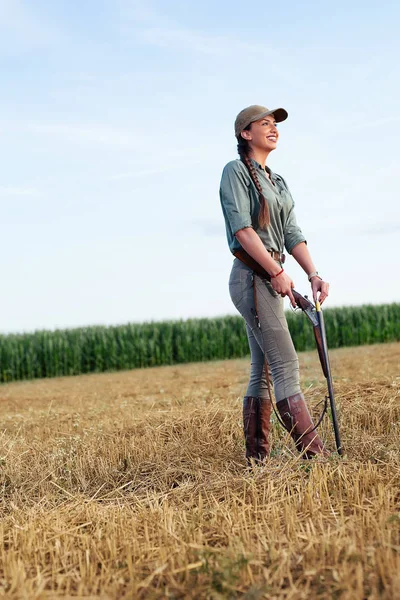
[{"xmin": 0, "ymin": 343, "xmax": 399, "ymax": 599}]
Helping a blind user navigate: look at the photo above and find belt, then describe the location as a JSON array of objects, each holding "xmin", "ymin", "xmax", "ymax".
[
  {"xmin": 268, "ymin": 249, "xmax": 286, "ymax": 264},
  {"xmin": 233, "ymin": 248, "xmax": 285, "ymax": 279}
]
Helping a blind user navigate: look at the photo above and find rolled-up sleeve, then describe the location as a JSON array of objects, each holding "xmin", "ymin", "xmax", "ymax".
[
  {"xmin": 219, "ymin": 161, "xmax": 252, "ymax": 236},
  {"xmin": 283, "ymin": 187, "xmax": 307, "ymax": 254}
]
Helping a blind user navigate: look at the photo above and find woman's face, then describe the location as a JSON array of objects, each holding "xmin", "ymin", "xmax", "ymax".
[{"xmin": 241, "ymin": 115, "xmax": 279, "ymax": 152}]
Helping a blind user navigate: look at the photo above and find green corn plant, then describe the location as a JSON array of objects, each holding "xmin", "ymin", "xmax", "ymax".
[{"xmin": 0, "ymin": 303, "xmax": 398, "ymax": 383}]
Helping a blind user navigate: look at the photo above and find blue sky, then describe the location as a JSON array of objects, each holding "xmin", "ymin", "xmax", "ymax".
[{"xmin": 1, "ymin": 0, "xmax": 399, "ymax": 333}]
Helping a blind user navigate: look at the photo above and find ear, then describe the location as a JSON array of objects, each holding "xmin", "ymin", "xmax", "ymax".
[{"xmin": 240, "ymin": 130, "xmax": 252, "ymax": 141}]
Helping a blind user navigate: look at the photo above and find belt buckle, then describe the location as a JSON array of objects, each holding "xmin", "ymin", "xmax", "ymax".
[{"xmin": 269, "ymin": 248, "xmax": 281, "ymax": 263}]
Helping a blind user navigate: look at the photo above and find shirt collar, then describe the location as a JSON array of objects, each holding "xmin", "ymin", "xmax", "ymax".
[{"xmin": 249, "ymin": 157, "xmax": 276, "ymax": 180}]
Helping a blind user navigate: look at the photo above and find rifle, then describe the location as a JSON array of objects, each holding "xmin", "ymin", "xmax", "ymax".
[{"xmin": 234, "ymin": 248, "xmax": 343, "ymax": 456}]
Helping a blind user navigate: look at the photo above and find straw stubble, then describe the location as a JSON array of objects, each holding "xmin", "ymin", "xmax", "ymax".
[{"xmin": 0, "ymin": 343, "xmax": 399, "ymax": 598}]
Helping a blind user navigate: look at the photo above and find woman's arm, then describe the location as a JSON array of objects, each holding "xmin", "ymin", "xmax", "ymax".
[
  {"xmin": 235, "ymin": 227, "xmax": 297, "ymax": 307},
  {"xmin": 235, "ymin": 227, "xmax": 282, "ymax": 276},
  {"xmin": 291, "ymin": 241, "xmax": 330, "ymax": 305},
  {"xmin": 290, "ymin": 241, "xmax": 317, "ymax": 275}
]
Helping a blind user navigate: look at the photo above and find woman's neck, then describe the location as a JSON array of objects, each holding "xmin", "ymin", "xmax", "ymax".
[{"xmin": 248, "ymin": 148, "xmax": 270, "ymax": 169}]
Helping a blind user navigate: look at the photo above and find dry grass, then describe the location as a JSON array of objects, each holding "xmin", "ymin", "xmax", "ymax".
[{"xmin": 0, "ymin": 343, "xmax": 399, "ymax": 599}]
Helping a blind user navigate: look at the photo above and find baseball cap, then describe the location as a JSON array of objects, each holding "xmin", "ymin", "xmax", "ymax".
[{"xmin": 234, "ymin": 105, "xmax": 288, "ymax": 138}]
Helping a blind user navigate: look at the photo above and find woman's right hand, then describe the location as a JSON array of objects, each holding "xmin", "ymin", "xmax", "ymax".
[{"xmin": 270, "ymin": 270, "xmax": 296, "ymax": 308}]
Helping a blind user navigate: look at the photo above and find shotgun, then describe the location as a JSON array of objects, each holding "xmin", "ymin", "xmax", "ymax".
[{"xmin": 234, "ymin": 248, "xmax": 343, "ymax": 456}]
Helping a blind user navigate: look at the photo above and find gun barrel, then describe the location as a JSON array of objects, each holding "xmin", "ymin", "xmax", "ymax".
[{"xmin": 315, "ymin": 303, "xmax": 343, "ymax": 456}]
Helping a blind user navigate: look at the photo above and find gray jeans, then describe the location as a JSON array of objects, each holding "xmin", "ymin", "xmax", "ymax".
[{"xmin": 229, "ymin": 258, "xmax": 301, "ymax": 402}]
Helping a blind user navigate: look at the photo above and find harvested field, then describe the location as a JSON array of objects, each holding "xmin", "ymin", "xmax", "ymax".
[{"xmin": 0, "ymin": 342, "xmax": 399, "ymax": 599}]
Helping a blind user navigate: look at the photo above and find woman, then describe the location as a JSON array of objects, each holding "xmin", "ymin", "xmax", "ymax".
[{"xmin": 219, "ymin": 104, "xmax": 330, "ymax": 463}]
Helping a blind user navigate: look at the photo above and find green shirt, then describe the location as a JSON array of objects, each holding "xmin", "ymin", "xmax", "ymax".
[{"xmin": 219, "ymin": 158, "xmax": 306, "ymax": 255}]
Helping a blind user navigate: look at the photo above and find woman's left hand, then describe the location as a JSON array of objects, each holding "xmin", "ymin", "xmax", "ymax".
[{"xmin": 311, "ymin": 277, "xmax": 329, "ymax": 305}]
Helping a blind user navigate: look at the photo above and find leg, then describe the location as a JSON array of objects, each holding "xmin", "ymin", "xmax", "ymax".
[
  {"xmin": 245, "ymin": 323, "xmax": 270, "ymax": 400},
  {"xmin": 253, "ymin": 275, "xmax": 328, "ymax": 457},
  {"xmin": 229, "ymin": 261, "xmax": 273, "ymax": 462},
  {"xmin": 276, "ymin": 393, "xmax": 329, "ymax": 458},
  {"xmin": 229, "ymin": 259, "xmax": 327, "ymax": 458},
  {"xmin": 230, "ymin": 262, "xmax": 300, "ymax": 400},
  {"xmin": 244, "ymin": 323, "xmax": 271, "ymax": 461}
]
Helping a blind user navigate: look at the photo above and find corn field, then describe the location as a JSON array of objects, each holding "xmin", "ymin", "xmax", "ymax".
[{"xmin": 0, "ymin": 303, "xmax": 399, "ymax": 383}]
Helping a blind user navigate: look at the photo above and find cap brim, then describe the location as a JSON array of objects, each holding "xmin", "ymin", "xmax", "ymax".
[{"xmin": 253, "ymin": 107, "xmax": 288, "ymax": 123}]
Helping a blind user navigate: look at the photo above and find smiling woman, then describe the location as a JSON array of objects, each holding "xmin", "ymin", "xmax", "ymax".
[{"xmin": 219, "ymin": 104, "xmax": 331, "ymax": 465}]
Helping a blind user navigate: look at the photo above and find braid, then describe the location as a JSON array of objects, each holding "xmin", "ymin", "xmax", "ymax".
[{"xmin": 237, "ymin": 135, "xmax": 270, "ymax": 229}]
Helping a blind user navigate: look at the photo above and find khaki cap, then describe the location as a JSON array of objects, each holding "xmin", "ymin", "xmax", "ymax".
[{"xmin": 234, "ymin": 104, "xmax": 288, "ymax": 138}]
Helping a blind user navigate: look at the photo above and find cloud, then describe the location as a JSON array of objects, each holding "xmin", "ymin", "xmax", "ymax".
[
  {"xmin": 185, "ymin": 219, "xmax": 225, "ymax": 237},
  {"xmin": 117, "ymin": 0, "xmax": 285, "ymax": 69},
  {"xmin": 0, "ymin": 121, "xmax": 144, "ymax": 148},
  {"xmin": 135, "ymin": 25, "xmax": 283, "ymax": 63},
  {"xmin": 363, "ymin": 222, "xmax": 400, "ymax": 235},
  {"xmin": 26, "ymin": 123, "xmax": 139, "ymax": 146},
  {"xmin": 117, "ymin": 0, "xmax": 172, "ymax": 27},
  {"xmin": 137, "ymin": 27, "xmax": 236, "ymax": 56},
  {"xmin": 110, "ymin": 159, "xmax": 202, "ymax": 180},
  {"xmin": 339, "ymin": 116, "xmax": 400, "ymax": 132},
  {"xmin": 0, "ymin": 0, "xmax": 65, "ymax": 51},
  {"xmin": 0, "ymin": 186, "xmax": 42, "ymax": 197},
  {"xmin": 3, "ymin": 122, "xmax": 217, "ymax": 156}
]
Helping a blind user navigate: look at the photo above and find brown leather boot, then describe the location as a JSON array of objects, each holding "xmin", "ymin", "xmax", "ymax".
[
  {"xmin": 277, "ymin": 393, "xmax": 328, "ymax": 458},
  {"xmin": 258, "ymin": 397, "xmax": 272, "ymax": 460},
  {"xmin": 243, "ymin": 396, "xmax": 259, "ymax": 463},
  {"xmin": 243, "ymin": 396, "xmax": 272, "ymax": 464}
]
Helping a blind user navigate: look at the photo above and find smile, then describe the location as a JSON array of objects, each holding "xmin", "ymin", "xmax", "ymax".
[{"xmin": 267, "ymin": 136, "xmax": 277, "ymax": 142}]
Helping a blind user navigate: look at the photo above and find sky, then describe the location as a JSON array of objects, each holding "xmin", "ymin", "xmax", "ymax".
[{"xmin": 1, "ymin": 0, "xmax": 399, "ymax": 333}]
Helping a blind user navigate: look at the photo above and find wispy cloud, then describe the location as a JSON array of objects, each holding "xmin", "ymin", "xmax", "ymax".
[
  {"xmin": 137, "ymin": 27, "xmax": 264, "ymax": 57},
  {"xmin": 110, "ymin": 159, "xmax": 201, "ymax": 180},
  {"xmin": 329, "ymin": 116, "xmax": 400, "ymax": 133},
  {"xmin": 0, "ymin": 0, "xmax": 65, "ymax": 51},
  {"xmin": 1, "ymin": 121, "xmax": 143, "ymax": 148},
  {"xmin": 185, "ymin": 219, "xmax": 224, "ymax": 237},
  {"xmin": 352, "ymin": 116, "xmax": 400, "ymax": 131},
  {"xmin": 26, "ymin": 123, "xmax": 139, "ymax": 146},
  {"xmin": 0, "ymin": 186, "xmax": 42, "ymax": 197},
  {"xmin": 4, "ymin": 121, "xmax": 216, "ymax": 155},
  {"xmin": 363, "ymin": 222, "xmax": 400, "ymax": 235},
  {"xmin": 118, "ymin": 0, "xmax": 284, "ymax": 66}
]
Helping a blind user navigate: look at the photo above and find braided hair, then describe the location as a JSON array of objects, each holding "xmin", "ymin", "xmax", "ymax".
[{"xmin": 237, "ymin": 128, "xmax": 270, "ymax": 229}]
